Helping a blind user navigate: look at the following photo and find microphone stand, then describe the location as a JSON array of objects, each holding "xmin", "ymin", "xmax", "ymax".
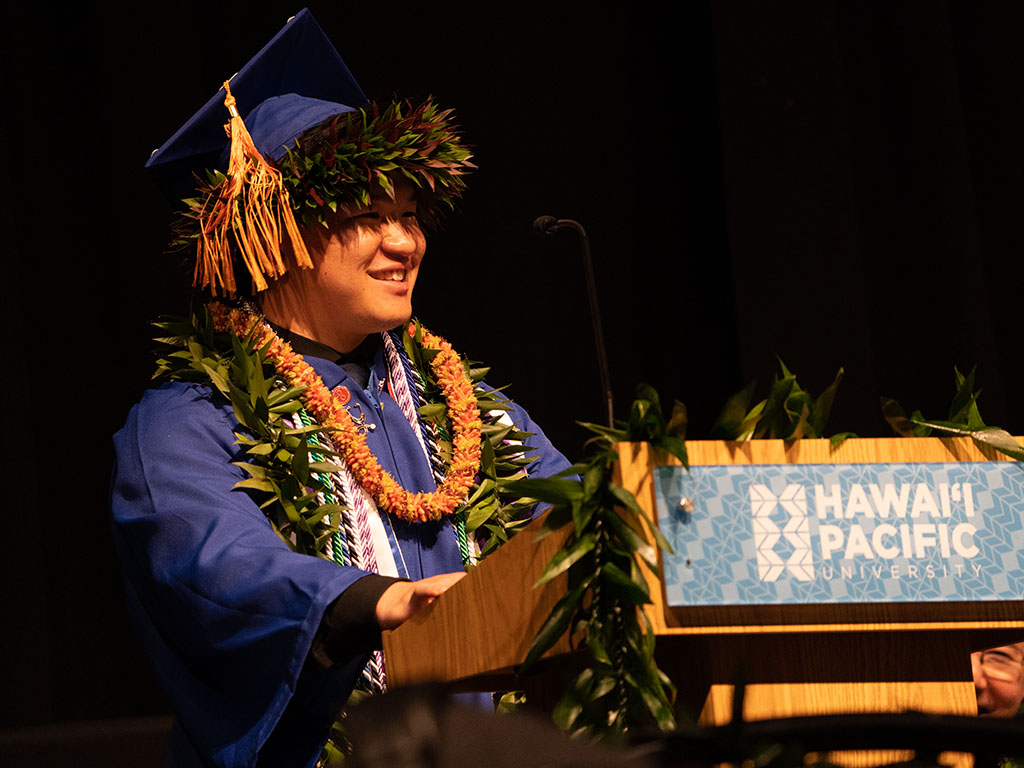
[{"xmin": 533, "ymin": 216, "xmax": 614, "ymax": 428}]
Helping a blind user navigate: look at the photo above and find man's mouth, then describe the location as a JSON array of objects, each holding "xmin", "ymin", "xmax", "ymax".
[{"xmin": 370, "ymin": 269, "xmax": 406, "ymax": 282}]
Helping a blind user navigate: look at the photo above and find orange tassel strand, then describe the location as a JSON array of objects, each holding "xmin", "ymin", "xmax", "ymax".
[{"xmin": 193, "ymin": 82, "xmax": 312, "ymax": 296}]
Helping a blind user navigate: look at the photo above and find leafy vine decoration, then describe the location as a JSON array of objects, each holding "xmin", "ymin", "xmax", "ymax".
[
  {"xmin": 883, "ymin": 366, "xmax": 1024, "ymax": 461},
  {"xmin": 508, "ymin": 384, "xmax": 686, "ymax": 740},
  {"xmin": 711, "ymin": 359, "xmax": 854, "ymax": 445}
]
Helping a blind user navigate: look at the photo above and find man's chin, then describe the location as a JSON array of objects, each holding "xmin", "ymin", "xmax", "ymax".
[{"xmin": 385, "ymin": 309, "xmax": 413, "ymax": 332}]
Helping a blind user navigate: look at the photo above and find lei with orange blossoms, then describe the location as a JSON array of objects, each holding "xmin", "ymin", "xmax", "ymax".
[{"xmin": 209, "ymin": 301, "xmax": 482, "ymax": 523}]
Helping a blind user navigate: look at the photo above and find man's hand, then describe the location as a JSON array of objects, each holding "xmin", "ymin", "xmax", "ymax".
[{"xmin": 375, "ymin": 572, "xmax": 467, "ymax": 630}]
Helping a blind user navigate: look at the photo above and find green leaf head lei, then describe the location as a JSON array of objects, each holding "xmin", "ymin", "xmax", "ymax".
[
  {"xmin": 170, "ymin": 95, "xmax": 475, "ymax": 297},
  {"xmin": 280, "ymin": 98, "xmax": 476, "ymax": 230}
]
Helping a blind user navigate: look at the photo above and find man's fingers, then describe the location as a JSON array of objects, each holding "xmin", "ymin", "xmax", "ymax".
[
  {"xmin": 413, "ymin": 571, "xmax": 466, "ymax": 598},
  {"xmin": 376, "ymin": 571, "xmax": 467, "ymax": 629}
]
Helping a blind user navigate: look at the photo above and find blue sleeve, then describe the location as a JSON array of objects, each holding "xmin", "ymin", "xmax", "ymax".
[
  {"xmin": 504, "ymin": 399, "xmax": 574, "ymax": 482},
  {"xmin": 111, "ymin": 382, "xmax": 370, "ymax": 768}
]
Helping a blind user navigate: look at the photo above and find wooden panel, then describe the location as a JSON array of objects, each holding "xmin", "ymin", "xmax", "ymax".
[
  {"xmin": 700, "ymin": 681, "xmax": 976, "ymax": 722},
  {"xmin": 382, "ymin": 514, "xmax": 573, "ymax": 688},
  {"xmin": 684, "ymin": 436, "xmax": 1013, "ymax": 465},
  {"xmin": 657, "ymin": 630, "xmax": 971, "ymax": 684}
]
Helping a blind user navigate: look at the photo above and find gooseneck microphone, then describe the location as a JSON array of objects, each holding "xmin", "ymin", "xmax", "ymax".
[
  {"xmin": 532, "ymin": 215, "xmax": 614, "ymax": 428},
  {"xmin": 531, "ymin": 215, "xmax": 561, "ymax": 237}
]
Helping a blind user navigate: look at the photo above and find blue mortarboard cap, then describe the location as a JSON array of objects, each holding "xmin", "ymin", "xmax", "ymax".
[
  {"xmin": 239, "ymin": 94, "xmax": 356, "ymax": 164},
  {"xmin": 145, "ymin": 8, "xmax": 367, "ymax": 203}
]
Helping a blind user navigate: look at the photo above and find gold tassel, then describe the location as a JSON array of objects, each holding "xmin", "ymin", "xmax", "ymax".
[{"xmin": 194, "ymin": 80, "xmax": 312, "ymax": 296}]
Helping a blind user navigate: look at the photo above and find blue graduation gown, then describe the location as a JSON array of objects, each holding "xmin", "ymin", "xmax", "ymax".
[{"xmin": 111, "ymin": 345, "xmax": 571, "ymax": 768}]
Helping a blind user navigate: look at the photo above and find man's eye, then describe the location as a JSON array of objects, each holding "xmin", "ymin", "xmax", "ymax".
[{"xmin": 354, "ymin": 211, "xmax": 381, "ymax": 221}]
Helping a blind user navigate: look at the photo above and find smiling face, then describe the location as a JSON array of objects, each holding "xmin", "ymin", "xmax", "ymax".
[
  {"xmin": 261, "ymin": 180, "xmax": 426, "ymax": 353},
  {"xmin": 973, "ymin": 643, "xmax": 1024, "ymax": 718}
]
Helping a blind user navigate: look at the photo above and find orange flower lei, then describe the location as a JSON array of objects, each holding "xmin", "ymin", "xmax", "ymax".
[{"xmin": 210, "ymin": 302, "xmax": 483, "ymax": 523}]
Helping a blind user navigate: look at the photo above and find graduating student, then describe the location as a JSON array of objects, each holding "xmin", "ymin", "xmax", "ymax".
[{"xmin": 111, "ymin": 10, "xmax": 570, "ymax": 767}]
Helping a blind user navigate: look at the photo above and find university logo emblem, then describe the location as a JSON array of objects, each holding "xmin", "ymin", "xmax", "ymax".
[{"xmin": 750, "ymin": 484, "xmax": 814, "ymax": 582}]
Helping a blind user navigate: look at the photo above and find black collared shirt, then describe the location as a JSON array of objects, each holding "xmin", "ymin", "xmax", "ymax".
[{"xmin": 269, "ymin": 324, "xmax": 379, "ymax": 390}]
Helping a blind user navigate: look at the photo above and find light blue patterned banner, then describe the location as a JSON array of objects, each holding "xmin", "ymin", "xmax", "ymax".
[{"xmin": 653, "ymin": 462, "xmax": 1024, "ymax": 606}]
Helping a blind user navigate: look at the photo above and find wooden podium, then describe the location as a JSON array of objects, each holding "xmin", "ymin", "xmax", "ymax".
[
  {"xmin": 382, "ymin": 500, "xmax": 575, "ymax": 698},
  {"xmin": 384, "ymin": 437, "xmax": 1024, "ymax": 725}
]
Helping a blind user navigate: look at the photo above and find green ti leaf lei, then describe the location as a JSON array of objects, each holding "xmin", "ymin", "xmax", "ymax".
[{"xmin": 152, "ymin": 305, "xmax": 537, "ymax": 563}]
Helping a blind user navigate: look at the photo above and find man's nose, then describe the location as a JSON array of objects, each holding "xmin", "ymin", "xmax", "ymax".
[{"xmin": 381, "ymin": 220, "xmax": 418, "ymax": 257}]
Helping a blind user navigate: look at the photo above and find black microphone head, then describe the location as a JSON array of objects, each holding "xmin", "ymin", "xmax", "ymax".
[{"xmin": 532, "ymin": 215, "xmax": 560, "ymax": 236}]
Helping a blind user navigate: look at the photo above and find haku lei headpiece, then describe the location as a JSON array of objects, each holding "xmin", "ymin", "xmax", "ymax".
[
  {"xmin": 281, "ymin": 99, "xmax": 475, "ymax": 229},
  {"xmin": 176, "ymin": 95, "xmax": 473, "ymax": 298},
  {"xmin": 210, "ymin": 302, "xmax": 482, "ymax": 523}
]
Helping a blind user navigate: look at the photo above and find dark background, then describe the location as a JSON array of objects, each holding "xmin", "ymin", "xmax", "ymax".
[{"xmin": 3, "ymin": 0, "xmax": 1023, "ymax": 758}]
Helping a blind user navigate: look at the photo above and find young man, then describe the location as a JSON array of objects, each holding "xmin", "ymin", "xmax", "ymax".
[{"xmin": 111, "ymin": 11, "xmax": 569, "ymax": 767}]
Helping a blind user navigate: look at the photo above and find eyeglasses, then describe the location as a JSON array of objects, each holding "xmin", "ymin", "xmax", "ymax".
[{"xmin": 975, "ymin": 648, "xmax": 1024, "ymax": 682}]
